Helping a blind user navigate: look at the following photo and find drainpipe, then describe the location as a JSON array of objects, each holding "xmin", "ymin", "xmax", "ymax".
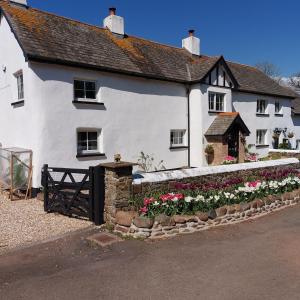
[{"xmin": 186, "ymin": 85, "xmax": 191, "ymax": 167}]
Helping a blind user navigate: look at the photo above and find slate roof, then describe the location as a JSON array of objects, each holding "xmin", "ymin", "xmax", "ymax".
[
  {"xmin": 0, "ymin": 1, "xmax": 297, "ymax": 98},
  {"xmin": 292, "ymin": 98, "xmax": 300, "ymax": 115},
  {"xmin": 205, "ymin": 113, "xmax": 250, "ymax": 136}
]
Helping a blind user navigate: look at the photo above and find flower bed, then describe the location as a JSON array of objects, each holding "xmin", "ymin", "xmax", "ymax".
[
  {"xmin": 137, "ymin": 168, "xmax": 300, "ymax": 218},
  {"xmin": 113, "ymin": 168, "xmax": 300, "ymax": 239}
]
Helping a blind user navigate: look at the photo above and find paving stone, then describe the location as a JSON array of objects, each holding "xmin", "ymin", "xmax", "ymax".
[{"xmin": 87, "ymin": 232, "xmax": 122, "ymax": 247}]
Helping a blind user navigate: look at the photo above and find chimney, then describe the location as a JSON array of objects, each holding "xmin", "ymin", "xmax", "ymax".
[
  {"xmin": 182, "ymin": 30, "xmax": 200, "ymax": 56},
  {"xmin": 103, "ymin": 7, "xmax": 125, "ymax": 36},
  {"xmin": 9, "ymin": 0, "xmax": 28, "ymax": 6}
]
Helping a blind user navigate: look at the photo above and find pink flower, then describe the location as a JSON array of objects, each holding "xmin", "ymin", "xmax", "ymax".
[
  {"xmin": 247, "ymin": 180, "xmax": 261, "ymax": 188},
  {"xmin": 143, "ymin": 197, "xmax": 155, "ymax": 206},
  {"xmin": 225, "ymin": 156, "xmax": 236, "ymax": 161},
  {"xmin": 139, "ymin": 206, "xmax": 148, "ymax": 214}
]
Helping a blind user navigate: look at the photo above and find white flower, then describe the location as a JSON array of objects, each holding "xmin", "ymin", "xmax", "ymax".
[
  {"xmin": 184, "ymin": 196, "xmax": 193, "ymax": 203},
  {"xmin": 153, "ymin": 201, "xmax": 160, "ymax": 206}
]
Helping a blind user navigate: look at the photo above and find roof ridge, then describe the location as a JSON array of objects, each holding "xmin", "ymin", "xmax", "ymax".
[
  {"xmin": 30, "ymin": 6, "xmax": 108, "ymax": 32},
  {"xmin": 29, "ymin": 5, "xmax": 190, "ymax": 54}
]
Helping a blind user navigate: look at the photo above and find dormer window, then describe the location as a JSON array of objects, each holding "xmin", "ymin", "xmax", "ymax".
[
  {"xmin": 74, "ymin": 80, "xmax": 96, "ymax": 101},
  {"xmin": 208, "ymin": 92, "xmax": 225, "ymax": 112}
]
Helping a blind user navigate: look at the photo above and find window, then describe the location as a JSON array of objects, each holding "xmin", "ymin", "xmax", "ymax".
[
  {"xmin": 257, "ymin": 99, "xmax": 267, "ymax": 114},
  {"xmin": 256, "ymin": 129, "xmax": 267, "ymax": 145},
  {"xmin": 208, "ymin": 92, "xmax": 225, "ymax": 112},
  {"xmin": 275, "ymin": 100, "xmax": 282, "ymax": 114},
  {"xmin": 77, "ymin": 130, "xmax": 99, "ymax": 154},
  {"xmin": 74, "ymin": 80, "xmax": 96, "ymax": 101},
  {"xmin": 15, "ymin": 71, "xmax": 24, "ymax": 100},
  {"xmin": 170, "ymin": 130, "xmax": 186, "ymax": 147},
  {"xmin": 296, "ymin": 140, "xmax": 300, "ymax": 150}
]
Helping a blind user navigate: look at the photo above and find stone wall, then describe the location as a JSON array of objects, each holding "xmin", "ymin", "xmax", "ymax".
[
  {"xmin": 114, "ymin": 190, "xmax": 300, "ymax": 239},
  {"xmin": 101, "ymin": 162, "xmax": 135, "ymax": 224},
  {"xmin": 133, "ymin": 162, "xmax": 300, "ymax": 199}
]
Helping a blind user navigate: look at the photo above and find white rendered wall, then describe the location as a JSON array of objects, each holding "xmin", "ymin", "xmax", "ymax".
[
  {"xmin": 28, "ymin": 62, "xmax": 189, "ymax": 187},
  {"xmin": 0, "ymin": 16, "xmax": 41, "ymax": 185},
  {"xmin": 232, "ymin": 92, "xmax": 295, "ymax": 157},
  {"xmin": 292, "ymin": 115, "xmax": 300, "ymax": 149}
]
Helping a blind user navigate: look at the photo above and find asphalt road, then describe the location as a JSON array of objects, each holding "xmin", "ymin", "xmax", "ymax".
[{"xmin": 1, "ymin": 205, "xmax": 300, "ymax": 300}]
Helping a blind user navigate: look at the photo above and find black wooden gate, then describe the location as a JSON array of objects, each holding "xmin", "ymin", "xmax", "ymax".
[{"xmin": 42, "ymin": 164, "xmax": 104, "ymax": 225}]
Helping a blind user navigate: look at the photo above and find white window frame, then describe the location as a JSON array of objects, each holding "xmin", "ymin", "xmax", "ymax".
[
  {"xmin": 74, "ymin": 79, "xmax": 97, "ymax": 102},
  {"xmin": 77, "ymin": 129, "xmax": 102, "ymax": 154},
  {"xmin": 274, "ymin": 100, "xmax": 282, "ymax": 115},
  {"xmin": 208, "ymin": 92, "xmax": 225, "ymax": 112},
  {"xmin": 170, "ymin": 129, "xmax": 186, "ymax": 148},
  {"xmin": 256, "ymin": 99, "xmax": 268, "ymax": 114},
  {"xmin": 14, "ymin": 70, "xmax": 24, "ymax": 100},
  {"xmin": 256, "ymin": 129, "xmax": 267, "ymax": 146}
]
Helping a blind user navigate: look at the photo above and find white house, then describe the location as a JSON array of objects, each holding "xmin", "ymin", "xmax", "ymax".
[{"xmin": 0, "ymin": 0, "xmax": 298, "ymax": 193}]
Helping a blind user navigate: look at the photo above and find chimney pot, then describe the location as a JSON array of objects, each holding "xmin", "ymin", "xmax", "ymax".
[
  {"xmin": 103, "ymin": 7, "xmax": 125, "ymax": 36},
  {"xmin": 182, "ymin": 30, "xmax": 200, "ymax": 56},
  {"xmin": 189, "ymin": 29, "xmax": 195, "ymax": 37},
  {"xmin": 109, "ymin": 7, "xmax": 116, "ymax": 16}
]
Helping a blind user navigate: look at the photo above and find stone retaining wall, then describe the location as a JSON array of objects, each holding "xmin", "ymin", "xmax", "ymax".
[
  {"xmin": 132, "ymin": 162, "xmax": 300, "ymax": 199},
  {"xmin": 114, "ymin": 190, "xmax": 300, "ymax": 239}
]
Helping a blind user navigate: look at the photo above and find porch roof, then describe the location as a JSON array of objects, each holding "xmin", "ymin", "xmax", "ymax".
[{"xmin": 205, "ymin": 112, "xmax": 250, "ymax": 136}]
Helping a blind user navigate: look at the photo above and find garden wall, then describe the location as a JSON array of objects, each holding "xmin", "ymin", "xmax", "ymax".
[{"xmin": 132, "ymin": 158, "xmax": 300, "ymax": 199}]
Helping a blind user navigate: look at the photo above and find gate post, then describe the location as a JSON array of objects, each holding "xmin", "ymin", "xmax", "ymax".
[
  {"xmin": 42, "ymin": 164, "xmax": 49, "ymax": 212},
  {"xmin": 100, "ymin": 162, "xmax": 136, "ymax": 224},
  {"xmin": 92, "ymin": 165, "xmax": 105, "ymax": 225}
]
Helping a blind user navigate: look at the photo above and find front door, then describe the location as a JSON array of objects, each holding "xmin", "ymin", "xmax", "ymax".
[{"xmin": 227, "ymin": 126, "xmax": 239, "ymax": 158}]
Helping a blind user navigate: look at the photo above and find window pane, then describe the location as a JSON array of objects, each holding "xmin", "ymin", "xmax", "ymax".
[
  {"xmin": 88, "ymin": 140, "xmax": 98, "ymax": 150},
  {"xmin": 88, "ymin": 132, "xmax": 97, "ymax": 140},
  {"xmin": 85, "ymin": 90, "xmax": 96, "ymax": 99},
  {"xmin": 74, "ymin": 80, "xmax": 84, "ymax": 90},
  {"xmin": 209, "ymin": 93, "xmax": 215, "ymax": 110},
  {"xmin": 74, "ymin": 89, "xmax": 85, "ymax": 99},
  {"xmin": 85, "ymin": 81, "xmax": 95, "ymax": 91},
  {"xmin": 78, "ymin": 132, "xmax": 87, "ymax": 142}
]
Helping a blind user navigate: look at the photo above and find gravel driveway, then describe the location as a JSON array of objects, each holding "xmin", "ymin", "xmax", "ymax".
[{"xmin": 0, "ymin": 196, "xmax": 93, "ymax": 254}]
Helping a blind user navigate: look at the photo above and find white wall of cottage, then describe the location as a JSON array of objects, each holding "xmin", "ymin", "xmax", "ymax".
[
  {"xmin": 0, "ymin": 15, "xmax": 41, "ymax": 186},
  {"xmin": 232, "ymin": 93, "xmax": 295, "ymax": 156},
  {"xmin": 26, "ymin": 62, "xmax": 189, "ymax": 187}
]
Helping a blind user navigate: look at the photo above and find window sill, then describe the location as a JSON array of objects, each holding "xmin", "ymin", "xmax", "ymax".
[
  {"xmin": 256, "ymin": 113, "xmax": 269, "ymax": 117},
  {"xmin": 11, "ymin": 100, "xmax": 24, "ymax": 106},
  {"xmin": 256, "ymin": 144, "xmax": 269, "ymax": 148},
  {"xmin": 208, "ymin": 111, "xmax": 224, "ymax": 114},
  {"xmin": 169, "ymin": 146, "xmax": 189, "ymax": 150},
  {"xmin": 76, "ymin": 152, "xmax": 106, "ymax": 158},
  {"xmin": 274, "ymin": 113, "xmax": 283, "ymax": 117},
  {"xmin": 73, "ymin": 100, "xmax": 104, "ymax": 106}
]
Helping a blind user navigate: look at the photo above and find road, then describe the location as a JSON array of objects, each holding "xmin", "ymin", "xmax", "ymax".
[{"xmin": 1, "ymin": 205, "xmax": 300, "ymax": 300}]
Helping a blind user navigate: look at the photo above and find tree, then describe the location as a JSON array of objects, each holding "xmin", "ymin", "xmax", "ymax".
[
  {"xmin": 255, "ymin": 61, "xmax": 281, "ymax": 81},
  {"xmin": 288, "ymin": 72, "xmax": 300, "ymax": 90}
]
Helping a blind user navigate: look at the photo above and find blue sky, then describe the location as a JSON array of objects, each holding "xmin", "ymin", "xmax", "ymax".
[{"xmin": 29, "ymin": 0, "xmax": 300, "ymax": 77}]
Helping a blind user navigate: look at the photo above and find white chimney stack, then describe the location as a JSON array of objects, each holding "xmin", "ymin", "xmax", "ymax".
[
  {"xmin": 182, "ymin": 30, "xmax": 200, "ymax": 56},
  {"xmin": 10, "ymin": 0, "xmax": 28, "ymax": 6},
  {"xmin": 103, "ymin": 7, "xmax": 125, "ymax": 36}
]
